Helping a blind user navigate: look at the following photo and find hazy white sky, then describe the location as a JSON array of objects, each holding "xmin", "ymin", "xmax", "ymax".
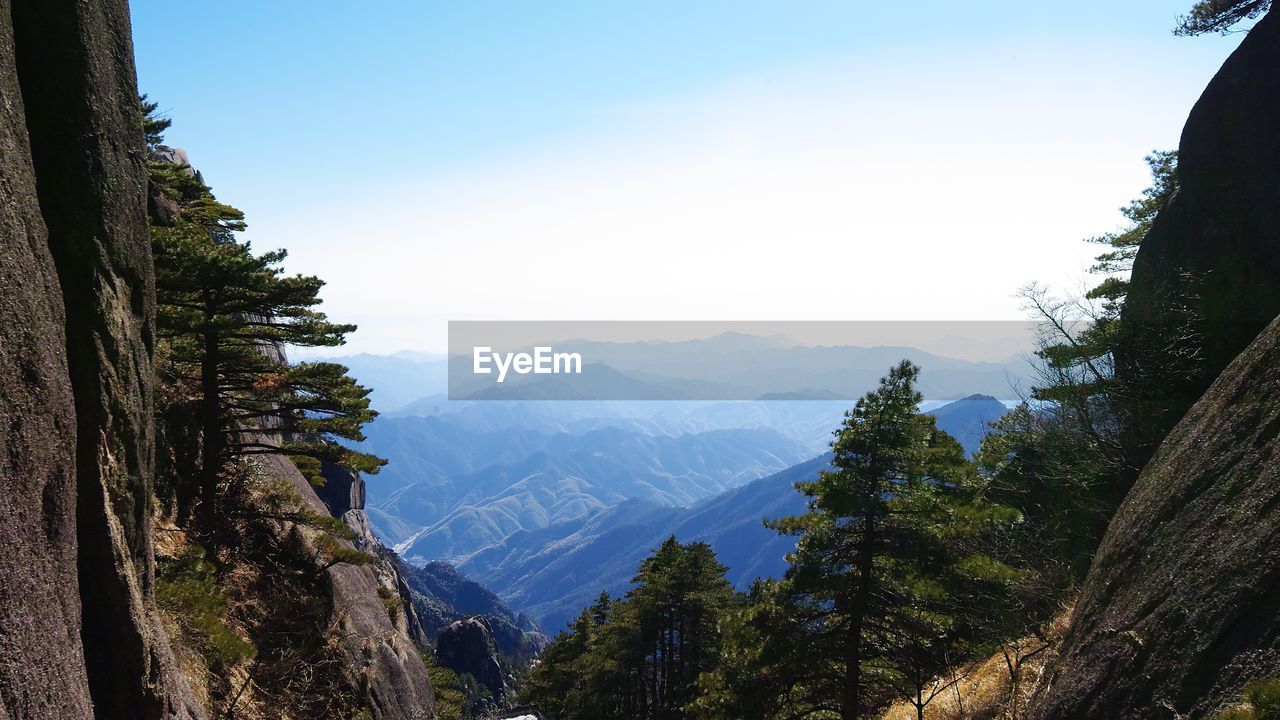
[{"xmin": 131, "ymin": 3, "xmax": 1245, "ymax": 356}]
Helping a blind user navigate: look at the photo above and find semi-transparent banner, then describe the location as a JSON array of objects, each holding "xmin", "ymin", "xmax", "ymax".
[{"xmin": 447, "ymin": 321, "xmax": 1040, "ymax": 401}]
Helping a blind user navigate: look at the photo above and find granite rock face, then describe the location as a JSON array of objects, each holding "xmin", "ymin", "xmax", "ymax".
[
  {"xmin": 1029, "ymin": 314, "xmax": 1280, "ymax": 719},
  {"xmin": 1117, "ymin": 7, "xmax": 1280, "ymax": 474},
  {"xmin": 261, "ymin": 455, "xmax": 436, "ymax": 719},
  {"xmin": 318, "ymin": 461, "xmax": 367, "ymax": 518},
  {"xmin": 436, "ymin": 617, "xmax": 507, "ymax": 699},
  {"xmin": 0, "ymin": 3, "xmax": 437, "ymax": 717},
  {"xmin": 2, "ymin": 1, "xmax": 202, "ymax": 717},
  {"xmin": 0, "ymin": 5, "xmax": 93, "ymax": 717}
]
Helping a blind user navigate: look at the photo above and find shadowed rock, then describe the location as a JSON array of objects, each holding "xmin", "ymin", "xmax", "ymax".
[
  {"xmin": 1117, "ymin": 7, "xmax": 1280, "ymax": 476},
  {"xmin": 1029, "ymin": 313, "xmax": 1280, "ymax": 718},
  {"xmin": 9, "ymin": 1, "xmax": 204, "ymax": 716},
  {"xmin": 0, "ymin": 4, "xmax": 93, "ymax": 717},
  {"xmin": 436, "ymin": 617, "xmax": 507, "ymax": 699}
]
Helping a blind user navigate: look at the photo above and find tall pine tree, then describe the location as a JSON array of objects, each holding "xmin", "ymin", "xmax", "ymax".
[
  {"xmin": 145, "ymin": 100, "xmax": 383, "ymax": 521},
  {"xmin": 758, "ymin": 361, "xmax": 1018, "ymax": 720}
]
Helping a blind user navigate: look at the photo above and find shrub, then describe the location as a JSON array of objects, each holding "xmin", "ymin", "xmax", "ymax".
[{"xmin": 156, "ymin": 546, "xmax": 256, "ymax": 666}]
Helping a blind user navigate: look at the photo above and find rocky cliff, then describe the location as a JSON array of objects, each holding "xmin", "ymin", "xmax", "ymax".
[
  {"xmin": 1028, "ymin": 12, "xmax": 1280, "ymax": 719},
  {"xmin": 2, "ymin": 2, "xmax": 201, "ymax": 717},
  {"xmin": 1029, "ymin": 311, "xmax": 1280, "ymax": 719},
  {"xmin": 0, "ymin": 2, "xmax": 436, "ymax": 717},
  {"xmin": 259, "ymin": 455, "xmax": 437, "ymax": 717},
  {"xmin": 1117, "ymin": 7, "xmax": 1280, "ymax": 474},
  {"xmin": 0, "ymin": 5, "xmax": 93, "ymax": 716}
]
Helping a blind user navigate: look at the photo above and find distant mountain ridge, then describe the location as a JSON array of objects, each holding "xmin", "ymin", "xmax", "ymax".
[
  {"xmin": 353, "ymin": 381, "xmax": 1011, "ymax": 632},
  {"xmin": 444, "ymin": 394, "xmax": 1010, "ymax": 631},
  {"xmin": 387, "ymin": 425, "xmax": 811, "ymax": 561},
  {"xmin": 459, "ymin": 456, "xmax": 831, "ymax": 631},
  {"xmin": 447, "ymin": 335, "xmax": 1028, "ymax": 401},
  {"xmin": 323, "ymin": 336, "xmax": 1029, "ymax": 409}
]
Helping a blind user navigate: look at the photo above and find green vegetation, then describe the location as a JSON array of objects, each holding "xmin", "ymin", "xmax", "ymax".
[
  {"xmin": 426, "ymin": 653, "xmax": 470, "ymax": 720},
  {"xmin": 989, "ymin": 149, "xmax": 1181, "ymax": 587},
  {"xmin": 522, "ymin": 539, "xmax": 734, "ymax": 719},
  {"xmin": 156, "ymin": 546, "xmax": 255, "ymax": 666},
  {"xmin": 141, "ymin": 99, "xmax": 392, "ymax": 717},
  {"xmin": 1176, "ymin": 0, "xmax": 1271, "ymax": 34},
  {"xmin": 1215, "ymin": 679, "xmax": 1280, "ymax": 719},
  {"xmin": 144, "ymin": 99, "xmax": 383, "ymax": 523},
  {"xmin": 524, "ymin": 364, "xmax": 1024, "ymax": 720},
  {"xmin": 697, "ymin": 362, "xmax": 1022, "ymax": 720}
]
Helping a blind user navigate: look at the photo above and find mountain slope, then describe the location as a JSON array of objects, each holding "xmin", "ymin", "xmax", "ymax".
[
  {"xmin": 460, "ymin": 456, "xmax": 831, "ymax": 631},
  {"xmin": 928, "ymin": 393, "xmax": 1010, "ymax": 454},
  {"xmin": 393, "ymin": 427, "xmax": 811, "ymax": 562}
]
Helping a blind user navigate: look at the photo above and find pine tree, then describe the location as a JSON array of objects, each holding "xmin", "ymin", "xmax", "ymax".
[
  {"xmin": 144, "ymin": 101, "xmax": 383, "ymax": 521},
  {"xmin": 520, "ymin": 541, "xmax": 734, "ymax": 720},
  {"xmin": 627, "ymin": 538, "xmax": 734, "ymax": 719},
  {"xmin": 1175, "ymin": 0, "xmax": 1270, "ymax": 35},
  {"xmin": 762, "ymin": 361, "xmax": 1019, "ymax": 720}
]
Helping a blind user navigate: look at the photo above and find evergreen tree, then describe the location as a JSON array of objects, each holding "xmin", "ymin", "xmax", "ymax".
[
  {"xmin": 522, "ymin": 602, "xmax": 602, "ymax": 720},
  {"xmin": 692, "ymin": 579, "xmax": 823, "ymax": 720},
  {"xmin": 520, "ymin": 541, "xmax": 734, "ymax": 720},
  {"xmin": 1018, "ymin": 150, "xmax": 1181, "ymax": 508},
  {"xmin": 1030, "ymin": 151, "xmax": 1177, "ymax": 417},
  {"xmin": 1176, "ymin": 0, "xmax": 1270, "ymax": 35},
  {"xmin": 628, "ymin": 538, "xmax": 734, "ymax": 719},
  {"xmin": 758, "ymin": 361, "xmax": 1018, "ymax": 720},
  {"xmin": 144, "ymin": 101, "xmax": 383, "ymax": 521}
]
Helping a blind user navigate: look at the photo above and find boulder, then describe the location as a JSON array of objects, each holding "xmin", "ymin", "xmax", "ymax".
[{"xmin": 436, "ymin": 617, "xmax": 507, "ymax": 699}]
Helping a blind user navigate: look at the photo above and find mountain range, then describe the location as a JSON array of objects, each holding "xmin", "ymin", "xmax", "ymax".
[
  {"xmin": 351, "ymin": 385, "xmax": 1012, "ymax": 631},
  {"xmin": 318, "ymin": 333, "xmax": 1030, "ymax": 408}
]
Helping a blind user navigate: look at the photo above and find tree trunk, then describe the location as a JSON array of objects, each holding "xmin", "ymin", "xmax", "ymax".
[
  {"xmin": 199, "ymin": 328, "xmax": 221, "ymax": 520},
  {"xmin": 845, "ymin": 511, "xmax": 877, "ymax": 720}
]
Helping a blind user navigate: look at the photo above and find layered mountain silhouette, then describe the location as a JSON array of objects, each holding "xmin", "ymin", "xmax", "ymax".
[
  {"xmin": 322, "ymin": 335, "xmax": 1030, "ymax": 408},
  {"xmin": 447, "ymin": 334, "xmax": 1028, "ymax": 400},
  {"xmin": 458, "ymin": 456, "xmax": 832, "ymax": 631},
  {"xmin": 357, "ymin": 392, "xmax": 1010, "ymax": 631},
  {"xmin": 370, "ymin": 423, "xmax": 811, "ymax": 556}
]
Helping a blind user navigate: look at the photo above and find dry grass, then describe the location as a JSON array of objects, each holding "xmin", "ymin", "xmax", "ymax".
[
  {"xmin": 879, "ymin": 607, "xmax": 1074, "ymax": 720},
  {"xmin": 153, "ymin": 524, "xmax": 214, "ymax": 710},
  {"xmin": 150, "ymin": 468, "xmax": 367, "ymax": 720}
]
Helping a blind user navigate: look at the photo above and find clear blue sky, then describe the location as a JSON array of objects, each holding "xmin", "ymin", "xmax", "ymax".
[{"xmin": 129, "ymin": 2, "xmax": 1246, "ymax": 354}]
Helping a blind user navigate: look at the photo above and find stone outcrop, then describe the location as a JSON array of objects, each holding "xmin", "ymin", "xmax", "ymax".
[
  {"xmin": 330, "ymin": 463, "xmax": 436, "ymax": 652},
  {"xmin": 436, "ymin": 617, "xmax": 507, "ymax": 699},
  {"xmin": 1029, "ymin": 313, "xmax": 1280, "ymax": 719},
  {"xmin": 2, "ymin": 1, "xmax": 202, "ymax": 717},
  {"xmin": 1116, "ymin": 7, "xmax": 1280, "ymax": 474},
  {"xmin": 317, "ymin": 461, "xmax": 366, "ymax": 519},
  {"xmin": 0, "ymin": 5, "xmax": 94, "ymax": 717},
  {"xmin": 401, "ymin": 561, "xmax": 547, "ymax": 661},
  {"xmin": 260, "ymin": 455, "xmax": 436, "ymax": 719}
]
